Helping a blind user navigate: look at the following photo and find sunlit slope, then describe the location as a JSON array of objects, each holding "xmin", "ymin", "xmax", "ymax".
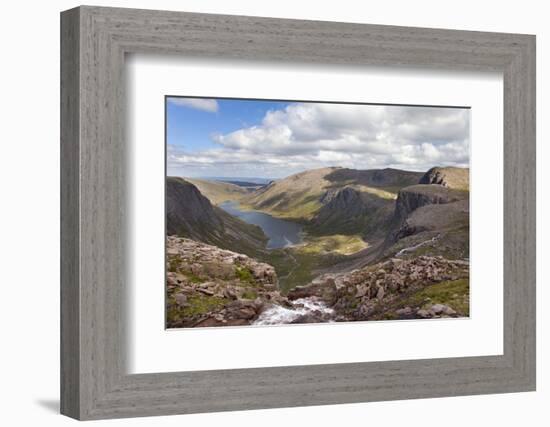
[
  {"xmin": 241, "ymin": 167, "xmax": 423, "ymax": 223},
  {"xmin": 185, "ymin": 178, "xmax": 250, "ymax": 205}
]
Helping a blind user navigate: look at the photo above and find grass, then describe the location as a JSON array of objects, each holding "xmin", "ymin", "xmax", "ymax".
[
  {"xmin": 235, "ymin": 266, "xmax": 255, "ymax": 284},
  {"xmin": 280, "ymin": 198, "xmax": 322, "ymax": 221},
  {"xmin": 356, "ymin": 185, "xmax": 397, "ymax": 200},
  {"xmin": 377, "ymin": 186, "xmax": 406, "ymax": 194},
  {"xmin": 185, "ymin": 272, "xmax": 203, "ymax": 284},
  {"xmin": 184, "ymin": 178, "xmax": 249, "ymax": 205},
  {"xmin": 166, "ymin": 293, "xmax": 227, "ymax": 324},
  {"xmin": 263, "ymin": 247, "xmax": 346, "ymax": 293},
  {"xmin": 167, "ymin": 255, "xmax": 182, "ymax": 273},
  {"xmin": 181, "ymin": 294, "xmax": 227, "ymax": 317},
  {"xmin": 240, "ymin": 196, "xmax": 321, "ymax": 222},
  {"xmin": 241, "ymin": 289, "xmax": 258, "ymax": 300},
  {"xmin": 298, "ymin": 234, "xmax": 368, "ymax": 255},
  {"xmin": 167, "ymin": 255, "xmax": 204, "ymax": 283},
  {"xmin": 398, "ymin": 278, "xmax": 470, "ymax": 316},
  {"xmin": 282, "ymin": 251, "xmax": 317, "ymax": 292},
  {"xmin": 261, "ymin": 248, "xmax": 317, "ymax": 293}
]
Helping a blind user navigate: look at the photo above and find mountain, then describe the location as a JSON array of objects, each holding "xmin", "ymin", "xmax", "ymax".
[
  {"xmin": 198, "ymin": 176, "xmax": 273, "ymax": 185},
  {"xmin": 324, "ymin": 167, "xmax": 424, "ymax": 191},
  {"xmin": 166, "ymin": 177, "xmax": 267, "ymax": 255},
  {"xmin": 311, "ymin": 187, "xmax": 394, "ymax": 238},
  {"xmin": 380, "ymin": 182, "xmax": 470, "ymax": 260},
  {"xmin": 166, "ymin": 166, "xmax": 471, "ymax": 327},
  {"xmin": 184, "ymin": 178, "xmax": 250, "ymax": 205},
  {"xmin": 393, "ymin": 184, "xmax": 467, "ymax": 223},
  {"xmin": 243, "ymin": 167, "xmax": 337, "ymax": 221},
  {"xmin": 419, "ymin": 166, "xmax": 469, "ymax": 190},
  {"xmin": 242, "ymin": 167, "xmax": 424, "ymax": 226}
]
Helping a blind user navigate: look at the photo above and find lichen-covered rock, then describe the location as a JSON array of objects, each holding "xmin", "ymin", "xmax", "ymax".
[
  {"xmin": 288, "ymin": 255, "xmax": 469, "ymax": 322},
  {"xmin": 166, "ymin": 236, "xmax": 286, "ymax": 328}
]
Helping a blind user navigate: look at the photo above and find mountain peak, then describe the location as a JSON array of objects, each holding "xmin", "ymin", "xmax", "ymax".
[{"xmin": 419, "ymin": 166, "xmax": 469, "ymax": 190}]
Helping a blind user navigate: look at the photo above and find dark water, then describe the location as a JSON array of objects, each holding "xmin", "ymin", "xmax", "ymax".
[{"xmin": 219, "ymin": 201, "xmax": 303, "ymax": 249}]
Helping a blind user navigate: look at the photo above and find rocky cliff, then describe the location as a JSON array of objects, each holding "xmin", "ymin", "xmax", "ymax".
[
  {"xmin": 381, "ymin": 182, "xmax": 469, "ymax": 261},
  {"xmin": 419, "ymin": 166, "xmax": 469, "ymax": 190},
  {"xmin": 311, "ymin": 187, "xmax": 393, "ymax": 237},
  {"xmin": 324, "ymin": 167, "xmax": 424, "ymax": 189},
  {"xmin": 287, "ymin": 255, "xmax": 469, "ymax": 321},
  {"xmin": 166, "ymin": 236, "xmax": 289, "ymax": 328},
  {"xmin": 166, "ymin": 177, "xmax": 268, "ymax": 256},
  {"xmin": 393, "ymin": 184, "xmax": 467, "ymax": 222},
  {"xmin": 166, "ymin": 177, "xmax": 223, "ymax": 235}
]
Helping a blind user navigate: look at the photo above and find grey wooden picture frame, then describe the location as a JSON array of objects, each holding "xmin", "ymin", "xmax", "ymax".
[{"xmin": 60, "ymin": 5, "xmax": 536, "ymax": 421}]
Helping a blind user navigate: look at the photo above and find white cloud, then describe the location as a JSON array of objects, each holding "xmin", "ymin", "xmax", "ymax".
[
  {"xmin": 168, "ymin": 97, "xmax": 219, "ymax": 112},
  {"xmin": 168, "ymin": 102, "xmax": 469, "ymax": 178}
]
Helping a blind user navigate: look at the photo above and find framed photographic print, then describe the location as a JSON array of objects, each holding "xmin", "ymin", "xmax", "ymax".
[
  {"xmin": 164, "ymin": 97, "xmax": 472, "ymax": 329},
  {"xmin": 61, "ymin": 6, "xmax": 536, "ymax": 420}
]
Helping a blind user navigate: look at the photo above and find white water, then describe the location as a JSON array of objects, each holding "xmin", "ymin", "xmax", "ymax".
[
  {"xmin": 396, "ymin": 234, "xmax": 441, "ymax": 257},
  {"xmin": 253, "ymin": 297, "xmax": 334, "ymax": 325}
]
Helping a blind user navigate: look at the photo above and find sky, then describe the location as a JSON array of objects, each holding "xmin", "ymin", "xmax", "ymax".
[{"xmin": 166, "ymin": 97, "xmax": 470, "ymax": 179}]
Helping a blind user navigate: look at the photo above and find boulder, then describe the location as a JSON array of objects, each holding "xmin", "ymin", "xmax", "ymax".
[
  {"xmin": 417, "ymin": 309, "xmax": 431, "ymax": 318},
  {"xmin": 356, "ymin": 284, "xmax": 369, "ymax": 298},
  {"xmin": 396, "ymin": 307, "xmax": 412, "ymax": 316},
  {"xmin": 376, "ymin": 285, "xmax": 385, "ymax": 300},
  {"xmin": 430, "ymin": 304, "xmax": 446, "ymax": 315},
  {"xmin": 174, "ymin": 293, "xmax": 188, "ymax": 307},
  {"xmin": 443, "ymin": 306, "xmax": 457, "ymax": 315}
]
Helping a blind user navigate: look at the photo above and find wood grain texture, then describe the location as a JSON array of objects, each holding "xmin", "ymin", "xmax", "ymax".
[
  {"xmin": 60, "ymin": 5, "xmax": 536, "ymax": 420},
  {"xmin": 60, "ymin": 7, "xmax": 80, "ymax": 419}
]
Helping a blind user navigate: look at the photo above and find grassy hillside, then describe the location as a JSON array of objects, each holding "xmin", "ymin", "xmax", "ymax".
[
  {"xmin": 185, "ymin": 178, "xmax": 250, "ymax": 205},
  {"xmin": 242, "ymin": 167, "xmax": 336, "ymax": 220},
  {"xmin": 240, "ymin": 167, "xmax": 424, "ymax": 225}
]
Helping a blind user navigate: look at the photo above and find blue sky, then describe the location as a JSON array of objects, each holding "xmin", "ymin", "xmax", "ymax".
[
  {"xmin": 166, "ymin": 97, "xmax": 470, "ymax": 179},
  {"xmin": 167, "ymin": 98, "xmax": 290, "ymax": 155}
]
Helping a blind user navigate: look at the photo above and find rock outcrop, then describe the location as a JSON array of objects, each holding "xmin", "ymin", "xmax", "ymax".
[
  {"xmin": 419, "ymin": 166, "xmax": 469, "ymax": 190},
  {"xmin": 166, "ymin": 236, "xmax": 289, "ymax": 328},
  {"xmin": 394, "ymin": 184, "xmax": 466, "ymax": 222},
  {"xmin": 396, "ymin": 198, "xmax": 469, "ymax": 240},
  {"xmin": 287, "ymin": 256, "xmax": 469, "ymax": 321},
  {"xmin": 381, "ymin": 181, "xmax": 470, "ymax": 260}
]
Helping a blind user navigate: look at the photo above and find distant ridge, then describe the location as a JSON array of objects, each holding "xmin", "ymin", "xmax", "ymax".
[
  {"xmin": 184, "ymin": 178, "xmax": 250, "ymax": 205},
  {"xmin": 194, "ymin": 176, "xmax": 273, "ymax": 185},
  {"xmin": 221, "ymin": 180, "xmax": 269, "ymax": 188}
]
